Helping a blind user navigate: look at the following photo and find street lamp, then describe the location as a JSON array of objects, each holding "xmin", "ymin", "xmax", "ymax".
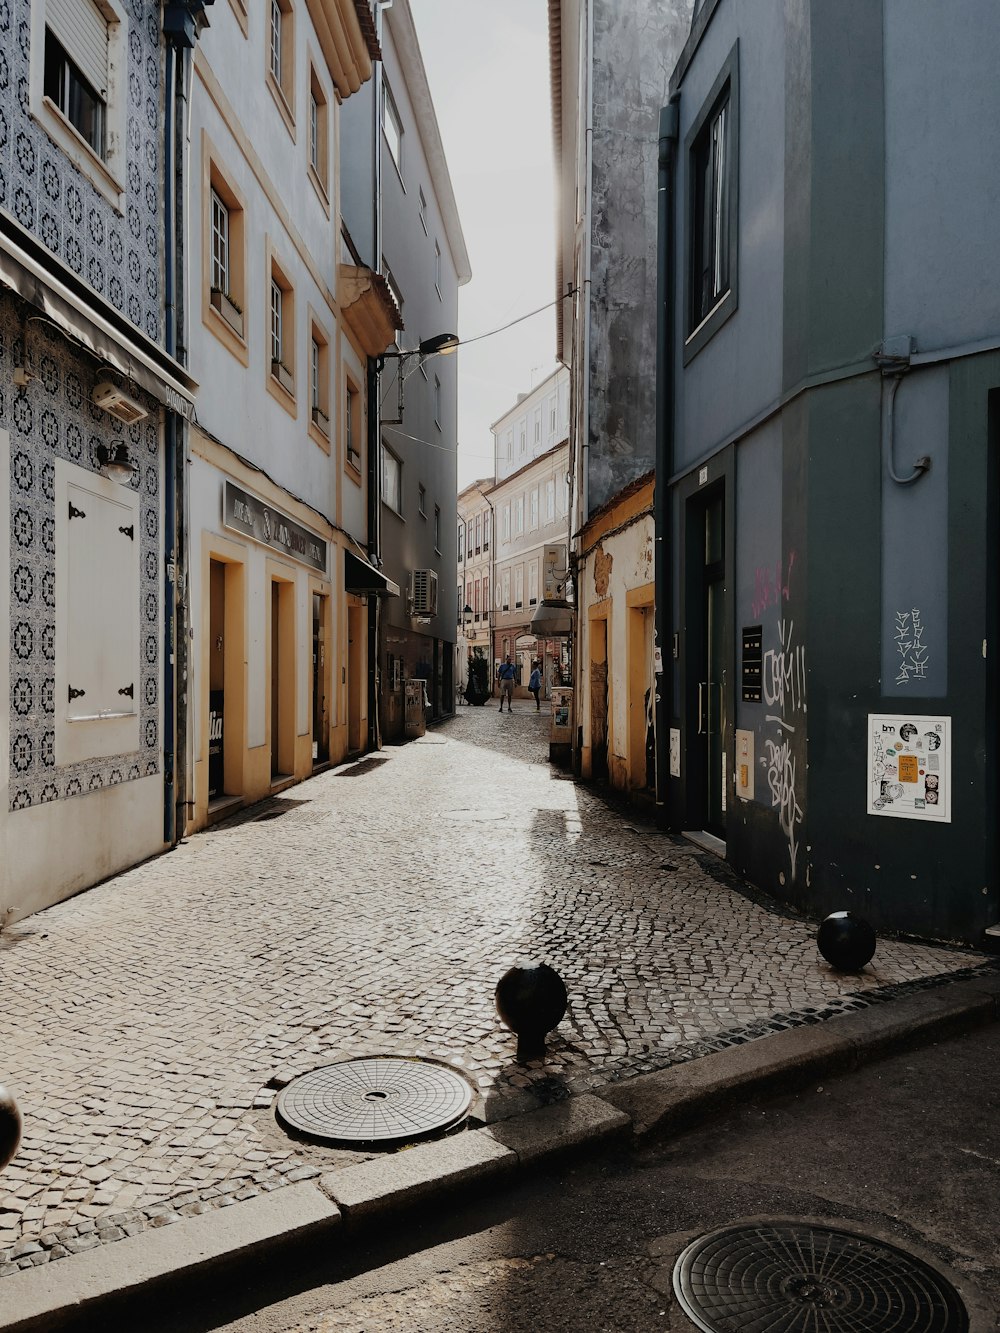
[
  {"xmin": 377, "ymin": 333, "xmax": 460, "ymax": 425},
  {"xmin": 94, "ymin": 441, "xmax": 137, "ymax": 485}
]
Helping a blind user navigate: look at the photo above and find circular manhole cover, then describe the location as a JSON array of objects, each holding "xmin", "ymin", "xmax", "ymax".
[
  {"xmin": 275, "ymin": 1057, "xmax": 473, "ymax": 1147},
  {"xmin": 673, "ymin": 1221, "xmax": 969, "ymax": 1333}
]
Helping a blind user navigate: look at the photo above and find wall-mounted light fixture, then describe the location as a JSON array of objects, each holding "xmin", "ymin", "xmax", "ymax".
[{"xmin": 94, "ymin": 442, "xmax": 137, "ymax": 485}]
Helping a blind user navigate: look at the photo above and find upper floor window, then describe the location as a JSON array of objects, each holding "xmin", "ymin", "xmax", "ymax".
[
  {"xmin": 545, "ymin": 479, "xmax": 555, "ymax": 522},
  {"xmin": 31, "ymin": 0, "xmax": 128, "ymax": 208},
  {"xmin": 346, "ymin": 380, "xmax": 361, "ymax": 469},
  {"xmin": 268, "ymin": 0, "xmax": 295, "ymax": 129},
  {"xmin": 528, "ymin": 561, "xmax": 538, "ymax": 606},
  {"xmin": 210, "ymin": 189, "xmax": 230, "ymax": 295},
  {"xmin": 270, "ymin": 278, "xmax": 284, "ymax": 365},
  {"xmin": 268, "ymin": 251, "xmax": 295, "ymax": 401},
  {"xmin": 382, "ymin": 446, "xmax": 402, "ymax": 514},
  {"xmin": 382, "ymin": 81, "xmax": 402, "ymax": 173},
  {"xmin": 44, "ymin": 27, "xmax": 105, "ymax": 158},
  {"xmin": 685, "ymin": 43, "xmax": 739, "ymax": 362},
  {"xmin": 418, "ymin": 483, "xmax": 427, "ymax": 517},
  {"xmin": 519, "ymin": 425, "xmax": 526, "ymax": 455},
  {"xmin": 474, "ymin": 513, "xmax": 481, "ymax": 553},
  {"xmin": 502, "ymin": 505, "xmax": 510, "ymax": 541},
  {"xmin": 434, "ymin": 505, "xmax": 441, "ymax": 552},
  {"xmin": 514, "ymin": 496, "xmax": 524, "ymax": 535},
  {"xmin": 434, "ymin": 240, "xmax": 442, "ymax": 299},
  {"xmin": 529, "ymin": 489, "xmax": 538, "ymax": 530},
  {"xmin": 418, "ymin": 187, "xmax": 428, "ymax": 234},
  {"xmin": 309, "ymin": 319, "xmax": 330, "ymax": 440},
  {"xmin": 483, "ymin": 510, "xmax": 491, "ymax": 550},
  {"xmin": 308, "ymin": 68, "xmax": 329, "ymax": 197},
  {"xmin": 434, "ymin": 375, "xmax": 441, "ymax": 429},
  {"xmin": 204, "ymin": 145, "xmax": 247, "ymax": 357},
  {"xmin": 458, "ymin": 523, "xmax": 464, "ymax": 561},
  {"xmin": 533, "ymin": 408, "xmax": 541, "ymax": 445}
]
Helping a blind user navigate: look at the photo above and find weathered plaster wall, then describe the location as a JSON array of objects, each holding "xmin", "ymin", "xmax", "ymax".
[{"xmin": 587, "ymin": 0, "xmax": 692, "ymax": 514}]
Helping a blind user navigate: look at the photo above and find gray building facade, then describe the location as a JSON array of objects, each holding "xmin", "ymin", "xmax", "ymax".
[{"xmin": 660, "ymin": 0, "xmax": 1000, "ymax": 943}]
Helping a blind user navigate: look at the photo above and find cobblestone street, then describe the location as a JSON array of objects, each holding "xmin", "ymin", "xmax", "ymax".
[{"xmin": 0, "ymin": 702, "xmax": 990, "ymax": 1275}]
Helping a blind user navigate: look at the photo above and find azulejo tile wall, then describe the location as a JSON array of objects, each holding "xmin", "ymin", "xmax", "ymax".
[
  {"xmin": 3, "ymin": 296, "xmax": 161, "ymax": 811},
  {"xmin": 0, "ymin": 0, "xmax": 165, "ymax": 346}
]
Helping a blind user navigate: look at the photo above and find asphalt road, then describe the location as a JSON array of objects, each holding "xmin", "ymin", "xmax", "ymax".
[{"xmin": 131, "ymin": 1022, "xmax": 1000, "ymax": 1332}]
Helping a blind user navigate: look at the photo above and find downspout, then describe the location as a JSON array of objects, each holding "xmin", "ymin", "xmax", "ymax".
[
  {"xmin": 162, "ymin": 40, "xmax": 178, "ymax": 845},
  {"xmin": 654, "ymin": 97, "xmax": 679, "ymax": 815}
]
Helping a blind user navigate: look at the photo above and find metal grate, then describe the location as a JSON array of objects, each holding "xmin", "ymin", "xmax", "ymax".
[
  {"xmin": 672, "ymin": 1221, "xmax": 969, "ymax": 1333},
  {"xmin": 275, "ymin": 1057, "xmax": 472, "ymax": 1147}
]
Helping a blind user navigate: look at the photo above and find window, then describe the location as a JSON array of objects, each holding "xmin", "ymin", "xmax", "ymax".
[
  {"xmin": 434, "ymin": 505, "xmax": 441, "ymax": 552},
  {"xmin": 483, "ymin": 510, "xmax": 491, "ymax": 551},
  {"xmin": 533, "ymin": 408, "xmax": 541, "ymax": 445},
  {"xmin": 434, "ymin": 240, "xmax": 442, "ymax": 299},
  {"xmin": 473, "ymin": 580, "xmax": 480, "ymax": 620},
  {"xmin": 309, "ymin": 318, "xmax": 330, "ymax": 441},
  {"xmin": 268, "ymin": 251, "xmax": 295, "ymax": 402},
  {"xmin": 474, "ymin": 513, "xmax": 481, "ymax": 554},
  {"xmin": 268, "ymin": 0, "xmax": 294, "ymax": 124},
  {"xmin": 33, "ymin": 0, "xmax": 128, "ymax": 205},
  {"xmin": 549, "ymin": 400, "xmax": 556, "ymax": 434},
  {"xmin": 528, "ymin": 561, "xmax": 538, "ymax": 606},
  {"xmin": 467, "ymin": 518, "xmax": 473, "ymax": 551},
  {"xmin": 514, "ymin": 565, "xmax": 523, "ymax": 610},
  {"xmin": 502, "ymin": 571, "xmax": 510, "ymax": 612},
  {"xmin": 346, "ymin": 383, "xmax": 362, "ymax": 471},
  {"xmin": 514, "ymin": 497, "xmax": 524, "ymax": 535},
  {"xmin": 502, "ymin": 505, "xmax": 510, "ymax": 541},
  {"xmin": 685, "ymin": 43, "xmax": 739, "ymax": 361},
  {"xmin": 457, "ymin": 523, "xmax": 464, "ymax": 562},
  {"xmin": 519, "ymin": 425, "xmax": 526, "ymax": 455},
  {"xmin": 382, "ymin": 81, "xmax": 402, "ymax": 173},
  {"xmin": 434, "ymin": 375, "xmax": 442, "ymax": 429},
  {"xmin": 418, "ymin": 484, "xmax": 426, "ymax": 517},
  {"xmin": 346, "ymin": 380, "xmax": 361, "ymax": 469},
  {"xmin": 44, "ymin": 28, "xmax": 104, "ymax": 157},
  {"xmin": 382, "ymin": 446, "xmax": 402, "ymax": 514},
  {"xmin": 418, "ymin": 187, "xmax": 428, "ymax": 234},
  {"xmin": 545, "ymin": 479, "xmax": 555, "ymax": 522},
  {"xmin": 505, "ymin": 430, "xmax": 513, "ymax": 461},
  {"xmin": 529, "ymin": 489, "xmax": 538, "ymax": 530},
  {"xmin": 308, "ymin": 67, "xmax": 329, "ymax": 198},
  {"xmin": 204, "ymin": 143, "xmax": 247, "ymax": 357},
  {"xmin": 482, "ymin": 576, "xmax": 489, "ymax": 614}
]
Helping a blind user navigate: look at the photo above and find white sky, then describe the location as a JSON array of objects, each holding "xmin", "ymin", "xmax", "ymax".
[{"xmin": 408, "ymin": 0, "xmax": 559, "ymax": 490}]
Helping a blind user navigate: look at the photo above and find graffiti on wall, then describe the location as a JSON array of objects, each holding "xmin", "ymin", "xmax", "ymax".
[
  {"xmin": 894, "ymin": 609, "xmax": 930, "ymax": 686},
  {"xmin": 751, "ymin": 550, "xmax": 797, "ymax": 619}
]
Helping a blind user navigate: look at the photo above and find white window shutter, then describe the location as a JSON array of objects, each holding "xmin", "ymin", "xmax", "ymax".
[
  {"xmin": 67, "ymin": 484, "xmax": 136, "ymax": 718},
  {"xmin": 47, "ymin": 0, "xmax": 110, "ymax": 96}
]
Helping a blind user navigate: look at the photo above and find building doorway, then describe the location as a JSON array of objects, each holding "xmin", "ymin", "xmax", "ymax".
[
  {"xmin": 270, "ymin": 578, "xmax": 295, "ymax": 780},
  {"xmin": 589, "ymin": 615, "xmax": 609, "ymax": 782},
  {"xmin": 688, "ymin": 488, "xmax": 728, "ymax": 837},
  {"xmin": 628, "ymin": 600, "xmax": 655, "ymax": 791},
  {"xmin": 208, "ymin": 557, "xmax": 244, "ymax": 806},
  {"xmin": 347, "ymin": 602, "xmax": 363, "ymax": 754},
  {"xmin": 312, "ymin": 592, "xmax": 329, "ymax": 767}
]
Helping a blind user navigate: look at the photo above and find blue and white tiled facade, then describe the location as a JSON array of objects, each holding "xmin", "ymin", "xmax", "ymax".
[
  {"xmin": 1, "ymin": 0, "xmax": 166, "ymax": 816},
  {"xmin": 2, "ymin": 296, "xmax": 161, "ymax": 811},
  {"xmin": 0, "ymin": 0, "xmax": 164, "ymax": 345}
]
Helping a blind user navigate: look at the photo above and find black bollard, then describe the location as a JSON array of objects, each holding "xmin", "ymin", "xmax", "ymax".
[
  {"xmin": 495, "ymin": 961, "xmax": 568, "ymax": 1063},
  {"xmin": 0, "ymin": 1084, "xmax": 22, "ymax": 1172},
  {"xmin": 817, "ymin": 911, "xmax": 877, "ymax": 972}
]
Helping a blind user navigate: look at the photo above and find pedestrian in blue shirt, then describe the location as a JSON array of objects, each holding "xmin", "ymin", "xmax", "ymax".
[
  {"xmin": 528, "ymin": 662, "xmax": 542, "ymax": 711},
  {"xmin": 497, "ymin": 656, "xmax": 516, "ymax": 713}
]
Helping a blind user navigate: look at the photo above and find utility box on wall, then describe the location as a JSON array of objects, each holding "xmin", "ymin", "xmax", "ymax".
[
  {"xmin": 549, "ymin": 685, "xmax": 574, "ymax": 764},
  {"xmin": 404, "ymin": 679, "xmax": 428, "ymax": 739}
]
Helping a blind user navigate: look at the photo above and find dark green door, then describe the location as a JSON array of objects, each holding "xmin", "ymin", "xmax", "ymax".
[{"xmin": 700, "ymin": 494, "xmax": 727, "ymax": 835}]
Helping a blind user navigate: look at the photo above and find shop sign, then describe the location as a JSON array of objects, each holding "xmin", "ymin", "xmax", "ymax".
[
  {"xmin": 208, "ymin": 690, "xmax": 224, "ymax": 800},
  {"xmin": 224, "ymin": 482, "xmax": 327, "ymax": 573}
]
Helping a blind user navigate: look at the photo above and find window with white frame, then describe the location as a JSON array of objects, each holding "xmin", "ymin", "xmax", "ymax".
[
  {"xmin": 268, "ymin": 254, "xmax": 295, "ymax": 394},
  {"xmin": 502, "ymin": 504, "xmax": 510, "ymax": 541},
  {"xmin": 529, "ymin": 489, "xmax": 538, "ymax": 530},
  {"xmin": 418, "ymin": 483, "xmax": 426, "ymax": 517},
  {"xmin": 482, "ymin": 576, "xmax": 489, "ymax": 614},
  {"xmin": 434, "ymin": 504, "xmax": 441, "ymax": 551},
  {"xmin": 533, "ymin": 407, "xmax": 541, "ymax": 445},
  {"xmin": 514, "ymin": 565, "xmax": 523, "ymax": 610},
  {"xmin": 382, "ymin": 81, "xmax": 402, "ymax": 172},
  {"xmin": 519, "ymin": 424, "xmax": 526, "ymax": 454},
  {"xmin": 474, "ymin": 513, "xmax": 481, "ymax": 553},
  {"xmin": 308, "ymin": 67, "xmax": 329, "ymax": 195},
  {"xmin": 457, "ymin": 522, "xmax": 464, "ymax": 561},
  {"xmin": 211, "ymin": 189, "xmax": 230, "ymax": 295},
  {"xmin": 270, "ymin": 278, "xmax": 283, "ymax": 363},
  {"xmin": 528, "ymin": 561, "xmax": 538, "ymax": 606},
  {"xmin": 205, "ymin": 152, "xmax": 247, "ymax": 351},
  {"xmin": 309, "ymin": 322, "xmax": 329, "ymax": 435},
  {"xmin": 505, "ymin": 430, "xmax": 513, "ymax": 461},
  {"xmin": 502, "ymin": 570, "xmax": 510, "ymax": 611},
  {"xmin": 545, "ymin": 479, "xmax": 555, "ymax": 521},
  {"xmin": 418, "ymin": 187, "xmax": 428, "ymax": 234},
  {"xmin": 34, "ymin": 0, "xmax": 128, "ymax": 204},
  {"xmin": 434, "ymin": 240, "xmax": 442, "ymax": 299},
  {"xmin": 434, "ymin": 375, "xmax": 441, "ymax": 429},
  {"xmin": 268, "ymin": 0, "xmax": 293, "ymax": 112},
  {"xmin": 382, "ymin": 446, "xmax": 402, "ymax": 513},
  {"xmin": 483, "ymin": 509, "xmax": 491, "ymax": 550},
  {"xmin": 514, "ymin": 496, "xmax": 524, "ymax": 534}
]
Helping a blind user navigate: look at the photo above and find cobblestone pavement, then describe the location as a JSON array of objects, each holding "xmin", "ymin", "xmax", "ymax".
[{"xmin": 0, "ymin": 701, "xmax": 991, "ymax": 1275}]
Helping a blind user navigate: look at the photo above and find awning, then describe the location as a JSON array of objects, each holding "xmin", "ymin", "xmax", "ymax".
[
  {"xmin": 0, "ymin": 221, "xmax": 197, "ymax": 419},
  {"xmin": 345, "ymin": 550, "xmax": 400, "ymax": 597},
  {"xmin": 530, "ymin": 600, "xmax": 575, "ymax": 637}
]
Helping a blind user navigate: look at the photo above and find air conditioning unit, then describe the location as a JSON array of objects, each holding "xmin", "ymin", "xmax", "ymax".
[
  {"xmin": 92, "ymin": 382, "xmax": 149, "ymax": 425},
  {"xmin": 410, "ymin": 568, "xmax": 438, "ymax": 617}
]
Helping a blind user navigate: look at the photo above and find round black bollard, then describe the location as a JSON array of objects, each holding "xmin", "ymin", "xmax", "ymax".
[
  {"xmin": 495, "ymin": 961, "xmax": 568, "ymax": 1063},
  {"xmin": 817, "ymin": 911, "xmax": 877, "ymax": 972},
  {"xmin": 0, "ymin": 1084, "xmax": 22, "ymax": 1172}
]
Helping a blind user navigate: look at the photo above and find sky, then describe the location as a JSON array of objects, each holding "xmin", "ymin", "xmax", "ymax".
[{"xmin": 408, "ymin": 0, "xmax": 559, "ymax": 491}]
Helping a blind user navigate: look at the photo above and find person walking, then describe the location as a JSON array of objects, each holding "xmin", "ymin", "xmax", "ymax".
[
  {"xmin": 528, "ymin": 661, "xmax": 542, "ymax": 711},
  {"xmin": 497, "ymin": 655, "xmax": 516, "ymax": 713}
]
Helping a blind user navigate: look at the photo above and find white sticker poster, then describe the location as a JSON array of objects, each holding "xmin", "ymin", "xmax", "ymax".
[{"xmin": 867, "ymin": 714, "xmax": 951, "ymax": 822}]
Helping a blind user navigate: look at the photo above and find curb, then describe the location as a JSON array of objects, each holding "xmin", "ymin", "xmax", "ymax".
[{"xmin": 2, "ymin": 972, "xmax": 998, "ymax": 1331}]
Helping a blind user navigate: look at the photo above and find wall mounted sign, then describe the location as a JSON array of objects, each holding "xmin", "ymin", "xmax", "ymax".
[
  {"xmin": 866, "ymin": 714, "xmax": 951, "ymax": 822},
  {"xmin": 223, "ymin": 482, "xmax": 327, "ymax": 573},
  {"xmin": 741, "ymin": 625, "xmax": 762, "ymax": 702}
]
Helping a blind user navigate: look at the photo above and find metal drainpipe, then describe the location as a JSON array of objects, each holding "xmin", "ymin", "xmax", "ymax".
[
  {"xmin": 367, "ymin": 355, "xmax": 382, "ymax": 751},
  {"xmin": 162, "ymin": 41, "xmax": 178, "ymax": 846},
  {"xmin": 654, "ymin": 97, "xmax": 679, "ymax": 816}
]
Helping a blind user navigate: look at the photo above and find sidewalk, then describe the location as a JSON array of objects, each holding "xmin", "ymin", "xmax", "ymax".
[{"xmin": 0, "ymin": 703, "xmax": 993, "ymax": 1309}]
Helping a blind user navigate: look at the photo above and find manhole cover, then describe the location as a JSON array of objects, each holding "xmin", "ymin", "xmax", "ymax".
[
  {"xmin": 673, "ymin": 1221, "xmax": 968, "ymax": 1332},
  {"xmin": 275, "ymin": 1057, "xmax": 472, "ymax": 1146}
]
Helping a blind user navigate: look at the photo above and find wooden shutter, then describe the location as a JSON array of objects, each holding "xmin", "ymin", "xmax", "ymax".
[
  {"xmin": 47, "ymin": 0, "xmax": 109, "ymax": 95},
  {"xmin": 67, "ymin": 483, "xmax": 136, "ymax": 718}
]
